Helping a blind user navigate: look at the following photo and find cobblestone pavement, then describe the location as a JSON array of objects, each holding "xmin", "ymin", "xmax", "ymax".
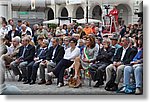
[{"xmin": 5, "ymin": 71, "xmax": 124, "ymax": 95}]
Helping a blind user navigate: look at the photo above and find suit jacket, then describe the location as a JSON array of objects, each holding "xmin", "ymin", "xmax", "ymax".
[
  {"xmin": 7, "ymin": 30, "xmax": 21, "ymax": 41},
  {"xmin": 17, "ymin": 44, "xmax": 35, "ymax": 62},
  {"xmin": 113, "ymin": 47, "xmax": 137, "ymax": 65},
  {"xmin": 35, "ymin": 48, "xmax": 48, "ymax": 60},
  {"xmin": 46, "ymin": 45, "xmax": 65, "ymax": 64},
  {"xmin": 96, "ymin": 46, "xmax": 115, "ymax": 64},
  {"xmin": 19, "ymin": 30, "xmax": 31, "ymax": 36}
]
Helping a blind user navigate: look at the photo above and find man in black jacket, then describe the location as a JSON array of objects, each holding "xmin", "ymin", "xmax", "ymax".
[
  {"xmin": 89, "ymin": 38, "xmax": 115, "ymax": 87},
  {"xmin": 38, "ymin": 37, "xmax": 65, "ymax": 85},
  {"xmin": 106, "ymin": 36, "xmax": 137, "ymax": 88},
  {"xmin": 6, "ymin": 25, "xmax": 21, "ymax": 42},
  {"xmin": 10, "ymin": 37, "xmax": 35, "ymax": 82},
  {"xmin": 24, "ymin": 39, "xmax": 49, "ymax": 85}
]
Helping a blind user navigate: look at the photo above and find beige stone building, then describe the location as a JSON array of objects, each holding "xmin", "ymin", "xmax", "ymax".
[{"xmin": 0, "ymin": 0, "xmax": 143, "ymax": 25}]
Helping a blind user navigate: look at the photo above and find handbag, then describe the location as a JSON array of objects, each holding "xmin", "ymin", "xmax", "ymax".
[{"xmin": 68, "ymin": 77, "xmax": 82, "ymax": 88}]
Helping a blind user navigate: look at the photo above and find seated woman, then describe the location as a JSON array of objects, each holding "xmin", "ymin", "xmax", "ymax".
[
  {"xmin": 90, "ymin": 38, "xmax": 115, "ymax": 87},
  {"xmin": 47, "ymin": 38, "xmax": 80, "ymax": 87},
  {"xmin": 73, "ymin": 35, "xmax": 99, "ymax": 88}
]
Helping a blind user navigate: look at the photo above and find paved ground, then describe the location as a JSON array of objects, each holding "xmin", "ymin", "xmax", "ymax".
[{"xmin": 5, "ymin": 70, "xmax": 124, "ymax": 95}]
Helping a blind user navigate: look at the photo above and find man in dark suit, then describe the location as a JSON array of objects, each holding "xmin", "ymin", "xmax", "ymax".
[
  {"xmin": 24, "ymin": 39, "xmax": 49, "ymax": 85},
  {"xmin": 90, "ymin": 38, "xmax": 115, "ymax": 87},
  {"xmin": 10, "ymin": 37, "xmax": 35, "ymax": 82},
  {"xmin": 6, "ymin": 25, "xmax": 21, "ymax": 42},
  {"xmin": 106, "ymin": 36, "xmax": 137, "ymax": 89},
  {"xmin": 38, "ymin": 37, "xmax": 65, "ymax": 85}
]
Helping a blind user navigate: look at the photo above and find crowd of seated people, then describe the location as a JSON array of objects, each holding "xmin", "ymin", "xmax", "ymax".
[{"xmin": 0, "ymin": 16, "xmax": 143, "ymax": 94}]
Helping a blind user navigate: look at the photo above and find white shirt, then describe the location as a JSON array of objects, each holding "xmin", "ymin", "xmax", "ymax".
[
  {"xmin": 7, "ymin": 25, "xmax": 12, "ymax": 31},
  {"xmin": 26, "ymin": 27, "xmax": 32, "ymax": 36},
  {"xmin": 0, "ymin": 26, "xmax": 10, "ymax": 37},
  {"xmin": 61, "ymin": 29, "xmax": 66, "ymax": 35},
  {"xmin": 63, "ymin": 47, "xmax": 80, "ymax": 61},
  {"xmin": 121, "ymin": 47, "xmax": 129, "ymax": 61},
  {"xmin": 52, "ymin": 46, "xmax": 58, "ymax": 59}
]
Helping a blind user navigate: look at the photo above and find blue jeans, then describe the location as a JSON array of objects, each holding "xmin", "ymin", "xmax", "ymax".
[{"xmin": 124, "ymin": 64, "xmax": 143, "ymax": 88}]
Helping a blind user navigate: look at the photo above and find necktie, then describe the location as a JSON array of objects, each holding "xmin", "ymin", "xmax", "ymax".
[
  {"xmin": 22, "ymin": 46, "xmax": 26, "ymax": 58},
  {"xmin": 38, "ymin": 49, "xmax": 44, "ymax": 57}
]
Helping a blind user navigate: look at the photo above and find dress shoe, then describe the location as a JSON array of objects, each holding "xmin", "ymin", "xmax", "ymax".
[
  {"xmin": 22, "ymin": 78, "xmax": 27, "ymax": 82},
  {"xmin": 29, "ymin": 80, "xmax": 36, "ymax": 85},
  {"xmin": 23, "ymin": 80, "xmax": 31, "ymax": 84},
  {"xmin": 45, "ymin": 80, "xmax": 52, "ymax": 85},
  {"xmin": 38, "ymin": 80, "xmax": 46, "ymax": 85},
  {"xmin": 18, "ymin": 75, "xmax": 22, "ymax": 82},
  {"xmin": 94, "ymin": 81, "xmax": 104, "ymax": 88}
]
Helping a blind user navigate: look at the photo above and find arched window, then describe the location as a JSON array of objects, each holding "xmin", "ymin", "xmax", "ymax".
[
  {"xmin": 92, "ymin": 5, "xmax": 102, "ymax": 20},
  {"xmin": 76, "ymin": 7, "xmax": 84, "ymax": 19},
  {"xmin": 48, "ymin": 8, "xmax": 54, "ymax": 20},
  {"xmin": 61, "ymin": 7, "xmax": 68, "ymax": 17}
]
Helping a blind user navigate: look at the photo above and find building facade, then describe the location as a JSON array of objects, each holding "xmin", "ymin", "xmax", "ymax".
[{"xmin": 0, "ymin": 0, "xmax": 143, "ymax": 25}]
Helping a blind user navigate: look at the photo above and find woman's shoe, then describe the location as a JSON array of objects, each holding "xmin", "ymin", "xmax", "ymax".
[
  {"xmin": 74, "ymin": 79, "xmax": 82, "ymax": 88},
  {"xmin": 73, "ymin": 75, "xmax": 78, "ymax": 80}
]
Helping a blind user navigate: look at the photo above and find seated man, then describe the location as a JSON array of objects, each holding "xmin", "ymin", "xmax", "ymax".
[
  {"xmin": 2, "ymin": 36, "xmax": 21, "ymax": 66},
  {"xmin": 90, "ymin": 38, "xmax": 115, "ymax": 87},
  {"xmin": 24, "ymin": 39, "xmax": 49, "ymax": 85},
  {"xmin": 122, "ymin": 36, "xmax": 143, "ymax": 94},
  {"xmin": 38, "ymin": 37, "xmax": 65, "ymax": 85},
  {"xmin": 106, "ymin": 36, "xmax": 136, "ymax": 90},
  {"xmin": 10, "ymin": 37, "xmax": 35, "ymax": 82}
]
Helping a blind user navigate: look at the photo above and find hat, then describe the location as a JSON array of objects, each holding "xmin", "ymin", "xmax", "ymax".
[{"xmin": 110, "ymin": 34, "xmax": 119, "ymax": 40}]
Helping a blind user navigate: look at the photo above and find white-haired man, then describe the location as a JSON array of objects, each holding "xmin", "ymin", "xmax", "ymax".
[
  {"xmin": 89, "ymin": 38, "xmax": 115, "ymax": 87},
  {"xmin": 10, "ymin": 37, "xmax": 35, "ymax": 82},
  {"xmin": 1, "ymin": 36, "xmax": 21, "ymax": 65},
  {"xmin": 19, "ymin": 24, "xmax": 31, "ymax": 37}
]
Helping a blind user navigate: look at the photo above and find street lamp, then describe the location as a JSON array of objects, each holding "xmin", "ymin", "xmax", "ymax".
[
  {"xmin": 104, "ymin": 5, "xmax": 110, "ymax": 15},
  {"xmin": 31, "ymin": 0, "xmax": 36, "ymax": 10},
  {"xmin": 86, "ymin": 0, "xmax": 88, "ymax": 23}
]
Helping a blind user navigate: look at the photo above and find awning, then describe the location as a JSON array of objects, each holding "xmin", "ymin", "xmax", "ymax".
[{"xmin": 76, "ymin": 18, "xmax": 102, "ymax": 24}]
